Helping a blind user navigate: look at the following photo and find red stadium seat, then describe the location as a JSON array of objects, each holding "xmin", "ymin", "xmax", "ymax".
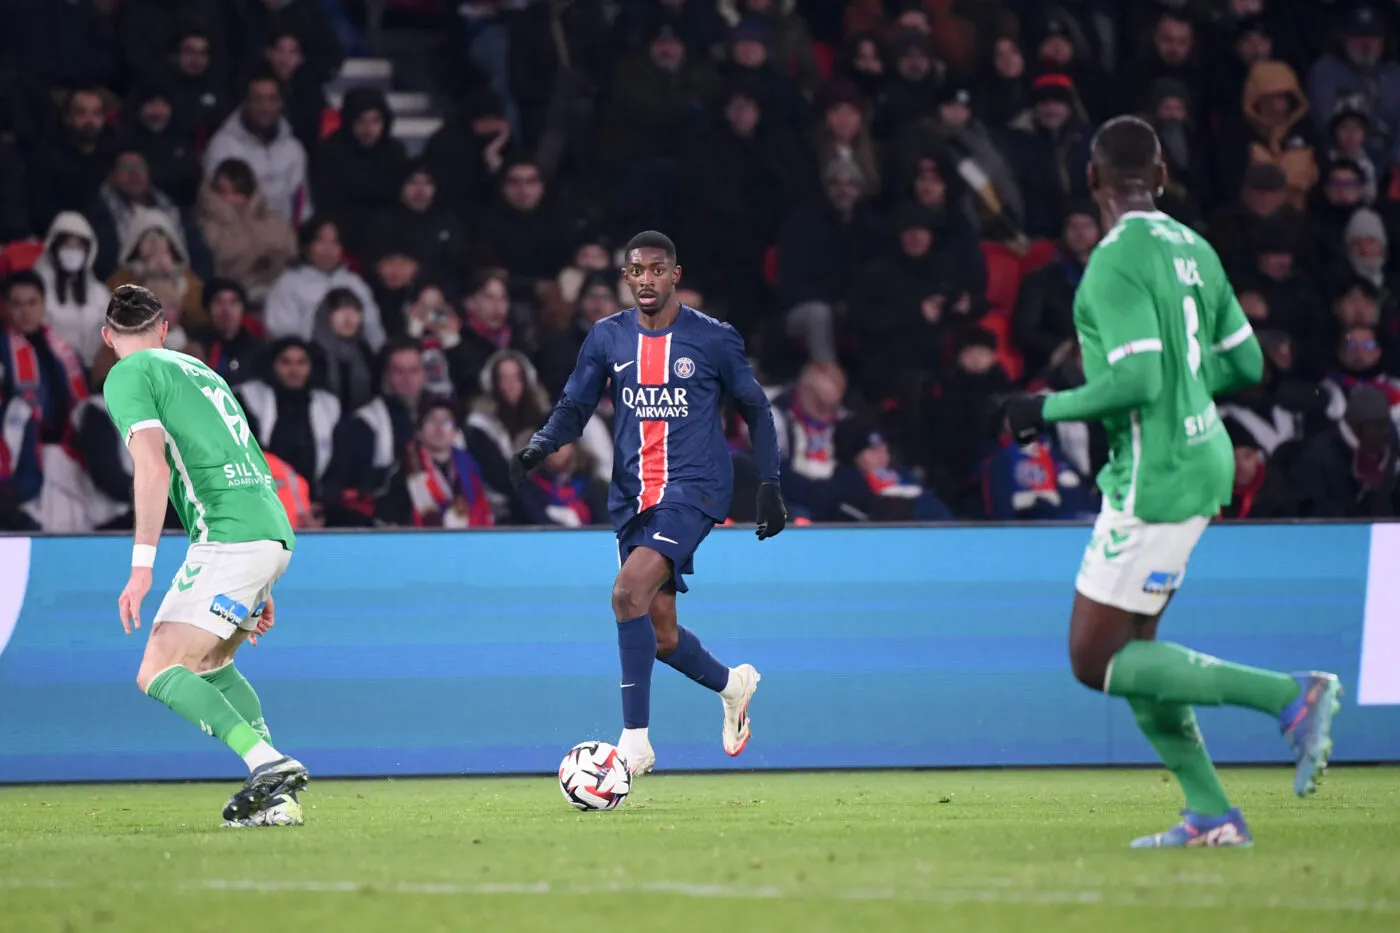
[
  {"xmin": 811, "ymin": 42, "xmax": 836, "ymax": 81},
  {"xmin": 762, "ymin": 246, "xmax": 778, "ymax": 285},
  {"xmin": 1020, "ymin": 239, "xmax": 1057, "ymax": 275},
  {"xmin": 980, "ymin": 240, "xmax": 1024, "ymax": 317},
  {"xmin": 320, "ymin": 107, "xmax": 341, "ymax": 139},
  {"xmin": 977, "ymin": 309, "xmax": 1024, "ymax": 384},
  {"xmin": 0, "ymin": 241, "xmax": 44, "ymax": 278}
]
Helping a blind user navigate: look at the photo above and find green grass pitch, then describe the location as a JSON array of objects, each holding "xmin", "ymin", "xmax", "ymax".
[{"xmin": 1, "ymin": 768, "xmax": 1397, "ymax": 933}]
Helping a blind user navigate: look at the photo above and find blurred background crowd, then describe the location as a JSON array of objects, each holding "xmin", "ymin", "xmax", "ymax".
[{"xmin": 4, "ymin": 0, "xmax": 1400, "ymax": 533}]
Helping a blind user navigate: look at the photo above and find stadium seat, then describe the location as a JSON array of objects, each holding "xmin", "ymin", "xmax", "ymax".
[
  {"xmin": 1020, "ymin": 239, "xmax": 1057, "ymax": 275},
  {"xmin": 977, "ymin": 309, "xmax": 1024, "ymax": 384},
  {"xmin": 0, "ymin": 241, "xmax": 43, "ymax": 278},
  {"xmin": 762, "ymin": 246, "xmax": 778, "ymax": 285},
  {"xmin": 320, "ymin": 107, "xmax": 341, "ymax": 139},
  {"xmin": 811, "ymin": 42, "xmax": 836, "ymax": 81},
  {"xmin": 980, "ymin": 241, "xmax": 1024, "ymax": 317}
]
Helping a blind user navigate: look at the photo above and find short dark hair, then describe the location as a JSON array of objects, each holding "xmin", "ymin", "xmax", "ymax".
[
  {"xmin": 212, "ymin": 158, "xmax": 257, "ymax": 197},
  {"xmin": 4, "ymin": 270, "xmax": 44, "ymax": 299},
  {"xmin": 417, "ymin": 395, "xmax": 459, "ymax": 428},
  {"xmin": 1091, "ymin": 115, "xmax": 1162, "ymax": 186},
  {"xmin": 297, "ymin": 214, "xmax": 338, "ymax": 251},
  {"xmin": 624, "ymin": 230, "xmax": 677, "ymax": 263},
  {"xmin": 203, "ymin": 277, "xmax": 246, "ymax": 311},
  {"xmin": 106, "ymin": 284, "xmax": 165, "ymax": 334},
  {"xmin": 469, "ymin": 267, "xmax": 508, "ymax": 296},
  {"xmin": 245, "ymin": 66, "xmax": 282, "ymax": 96},
  {"xmin": 266, "ymin": 28, "xmax": 301, "ymax": 50},
  {"xmin": 319, "ymin": 286, "xmax": 363, "ymax": 314},
  {"xmin": 381, "ymin": 335, "xmax": 423, "ymax": 366}
]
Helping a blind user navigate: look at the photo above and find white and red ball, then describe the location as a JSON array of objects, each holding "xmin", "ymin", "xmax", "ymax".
[{"xmin": 559, "ymin": 741, "xmax": 631, "ymax": 811}]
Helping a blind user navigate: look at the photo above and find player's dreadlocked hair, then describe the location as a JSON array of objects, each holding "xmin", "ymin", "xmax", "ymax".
[
  {"xmin": 105, "ymin": 284, "xmax": 165, "ymax": 334},
  {"xmin": 1089, "ymin": 115, "xmax": 1162, "ymax": 192},
  {"xmin": 624, "ymin": 230, "xmax": 677, "ymax": 263}
]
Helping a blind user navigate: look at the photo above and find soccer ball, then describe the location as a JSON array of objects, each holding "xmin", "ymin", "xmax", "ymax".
[{"xmin": 559, "ymin": 741, "xmax": 631, "ymax": 811}]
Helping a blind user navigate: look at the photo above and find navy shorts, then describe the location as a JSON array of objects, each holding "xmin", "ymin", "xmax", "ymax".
[{"xmin": 616, "ymin": 502, "xmax": 715, "ymax": 594}]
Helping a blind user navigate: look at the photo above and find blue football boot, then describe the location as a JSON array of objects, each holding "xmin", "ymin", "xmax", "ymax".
[
  {"xmin": 1280, "ymin": 672, "xmax": 1343, "ymax": 797},
  {"xmin": 1130, "ymin": 808, "xmax": 1253, "ymax": 848}
]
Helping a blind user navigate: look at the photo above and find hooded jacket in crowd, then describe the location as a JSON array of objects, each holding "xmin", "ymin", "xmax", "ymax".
[
  {"xmin": 33, "ymin": 211, "xmax": 111, "ymax": 368},
  {"xmin": 310, "ymin": 88, "xmax": 411, "ymax": 256}
]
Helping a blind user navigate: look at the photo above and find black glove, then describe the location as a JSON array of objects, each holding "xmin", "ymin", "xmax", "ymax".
[
  {"xmin": 755, "ymin": 482, "xmax": 787, "ymax": 540},
  {"xmin": 1002, "ymin": 394, "xmax": 1047, "ymax": 446},
  {"xmin": 509, "ymin": 443, "xmax": 546, "ymax": 489}
]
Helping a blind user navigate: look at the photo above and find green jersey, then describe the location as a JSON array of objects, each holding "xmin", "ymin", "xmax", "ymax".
[
  {"xmin": 1072, "ymin": 210, "xmax": 1254, "ymax": 523},
  {"xmin": 103, "ymin": 348, "xmax": 295, "ymax": 548}
]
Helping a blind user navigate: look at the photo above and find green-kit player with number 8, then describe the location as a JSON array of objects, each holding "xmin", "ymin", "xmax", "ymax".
[
  {"xmin": 1003, "ymin": 117, "xmax": 1342, "ymax": 848},
  {"xmin": 101, "ymin": 284, "xmax": 308, "ymax": 827}
]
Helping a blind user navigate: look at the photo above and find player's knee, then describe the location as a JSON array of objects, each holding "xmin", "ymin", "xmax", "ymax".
[
  {"xmin": 611, "ymin": 581, "xmax": 647, "ymax": 620},
  {"xmin": 136, "ymin": 660, "xmax": 184, "ymax": 694}
]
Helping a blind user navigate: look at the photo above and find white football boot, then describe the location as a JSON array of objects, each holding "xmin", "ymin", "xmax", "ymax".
[
  {"xmin": 617, "ymin": 728, "xmax": 656, "ymax": 776},
  {"xmin": 223, "ymin": 791, "xmax": 304, "ymax": 827},
  {"xmin": 721, "ymin": 664, "xmax": 761, "ymax": 756}
]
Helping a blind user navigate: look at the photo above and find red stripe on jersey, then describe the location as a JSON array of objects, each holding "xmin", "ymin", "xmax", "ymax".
[
  {"xmin": 638, "ymin": 420, "xmax": 668, "ymax": 511},
  {"xmin": 635, "ymin": 333, "xmax": 672, "ymax": 510},
  {"xmin": 638, "ymin": 333, "xmax": 670, "ymax": 385}
]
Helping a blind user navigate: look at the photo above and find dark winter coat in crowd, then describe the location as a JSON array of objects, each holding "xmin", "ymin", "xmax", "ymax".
[
  {"xmin": 121, "ymin": 84, "xmax": 203, "ymax": 207},
  {"xmin": 164, "ymin": 63, "xmax": 232, "ymax": 151},
  {"xmin": 471, "ymin": 197, "xmax": 576, "ymax": 293},
  {"xmin": 324, "ymin": 393, "xmax": 417, "ymax": 524},
  {"xmin": 115, "ymin": 0, "xmax": 229, "ymax": 86},
  {"xmin": 1208, "ymin": 200, "xmax": 1312, "ymax": 279},
  {"xmin": 69, "ymin": 396, "xmax": 130, "ymax": 530},
  {"xmin": 845, "ymin": 214, "xmax": 989, "ymax": 403},
  {"xmin": 201, "ymin": 323, "xmax": 263, "ymax": 387},
  {"xmin": 775, "ymin": 197, "xmax": 886, "ymax": 310},
  {"xmin": 365, "ymin": 198, "xmax": 469, "ymax": 284},
  {"xmin": 310, "ymin": 88, "xmax": 411, "ymax": 257},
  {"xmin": 419, "ymin": 88, "xmax": 522, "ymax": 215},
  {"xmin": 240, "ymin": 0, "xmax": 345, "ymax": 85},
  {"xmin": 923, "ymin": 363, "xmax": 1012, "ymax": 513},
  {"xmin": 598, "ymin": 49, "xmax": 721, "ymax": 167},
  {"xmin": 1292, "ymin": 421, "xmax": 1400, "ymax": 518},
  {"xmin": 1003, "ymin": 114, "xmax": 1087, "ymax": 240},
  {"xmin": 1012, "ymin": 249, "xmax": 1083, "ymax": 380},
  {"xmin": 0, "ymin": 0, "xmax": 115, "ymax": 92},
  {"xmin": 29, "ymin": 126, "xmax": 117, "ymax": 234},
  {"xmin": 1219, "ymin": 457, "xmax": 1296, "ymax": 519},
  {"xmin": 0, "ymin": 138, "xmax": 29, "ymax": 241}
]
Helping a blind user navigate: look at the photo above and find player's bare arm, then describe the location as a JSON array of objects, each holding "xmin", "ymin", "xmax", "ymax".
[{"xmin": 118, "ymin": 426, "xmax": 170, "ymax": 634}]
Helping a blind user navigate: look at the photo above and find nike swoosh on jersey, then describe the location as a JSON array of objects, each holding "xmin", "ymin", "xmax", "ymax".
[
  {"xmin": 652, "ymin": 533, "xmax": 679, "ymax": 544},
  {"xmin": 613, "ymin": 361, "xmax": 634, "ymax": 372}
]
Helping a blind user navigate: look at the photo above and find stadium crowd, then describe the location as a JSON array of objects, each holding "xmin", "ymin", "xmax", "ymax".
[{"xmin": 4, "ymin": 0, "xmax": 1400, "ymax": 532}]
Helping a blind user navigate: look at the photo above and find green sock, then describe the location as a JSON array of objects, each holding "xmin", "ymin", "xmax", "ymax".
[
  {"xmin": 146, "ymin": 666, "xmax": 263, "ymax": 757},
  {"xmin": 1107, "ymin": 640, "xmax": 1300, "ymax": 716},
  {"xmin": 200, "ymin": 663, "xmax": 271, "ymax": 742},
  {"xmin": 1129, "ymin": 697, "xmax": 1232, "ymax": 816}
]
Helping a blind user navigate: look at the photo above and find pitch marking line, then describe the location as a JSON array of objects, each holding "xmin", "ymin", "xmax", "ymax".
[{"xmin": 2, "ymin": 877, "xmax": 1397, "ymax": 912}]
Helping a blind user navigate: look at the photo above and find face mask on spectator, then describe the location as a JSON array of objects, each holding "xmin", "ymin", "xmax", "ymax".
[{"xmin": 58, "ymin": 247, "xmax": 87, "ymax": 273}]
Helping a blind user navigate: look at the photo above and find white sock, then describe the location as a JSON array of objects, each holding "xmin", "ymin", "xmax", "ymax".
[
  {"xmin": 242, "ymin": 740, "xmax": 282, "ymax": 772},
  {"xmin": 720, "ymin": 668, "xmax": 742, "ymax": 700},
  {"xmin": 620, "ymin": 726, "xmax": 649, "ymax": 745}
]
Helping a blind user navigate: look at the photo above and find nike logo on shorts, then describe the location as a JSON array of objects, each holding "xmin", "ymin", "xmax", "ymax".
[
  {"xmin": 613, "ymin": 361, "xmax": 634, "ymax": 372},
  {"xmin": 653, "ymin": 532, "xmax": 679, "ymax": 545}
]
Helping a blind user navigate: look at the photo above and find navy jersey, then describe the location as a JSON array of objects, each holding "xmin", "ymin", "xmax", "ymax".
[{"xmin": 532, "ymin": 307, "xmax": 781, "ymax": 530}]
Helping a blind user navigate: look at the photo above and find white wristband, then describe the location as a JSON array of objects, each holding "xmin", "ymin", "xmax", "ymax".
[{"xmin": 132, "ymin": 544, "xmax": 157, "ymax": 568}]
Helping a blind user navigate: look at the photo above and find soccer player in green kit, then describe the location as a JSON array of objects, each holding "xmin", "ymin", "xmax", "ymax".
[
  {"xmin": 102, "ymin": 284, "xmax": 308, "ymax": 827},
  {"xmin": 1003, "ymin": 117, "xmax": 1341, "ymax": 848}
]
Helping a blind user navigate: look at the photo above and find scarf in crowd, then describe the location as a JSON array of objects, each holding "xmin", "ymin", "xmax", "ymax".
[
  {"xmin": 467, "ymin": 314, "xmax": 513, "ymax": 350},
  {"xmin": 1007, "ymin": 441, "xmax": 1062, "ymax": 511},
  {"xmin": 530, "ymin": 471, "xmax": 594, "ymax": 525},
  {"xmin": 789, "ymin": 395, "xmax": 836, "ymax": 468},
  {"xmin": 406, "ymin": 445, "xmax": 494, "ymax": 527},
  {"xmin": 1231, "ymin": 460, "xmax": 1269, "ymax": 519},
  {"xmin": 5, "ymin": 328, "xmax": 88, "ymax": 425}
]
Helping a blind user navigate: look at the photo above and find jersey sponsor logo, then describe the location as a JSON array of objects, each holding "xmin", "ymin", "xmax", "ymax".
[
  {"xmin": 209, "ymin": 593, "xmax": 251, "ymax": 626},
  {"xmin": 672, "ymin": 357, "xmax": 695, "ymax": 379},
  {"xmin": 621, "ymin": 385, "xmax": 689, "ymax": 419},
  {"xmin": 223, "ymin": 459, "xmax": 271, "ymax": 488},
  {"xmin": 1142, "ymin": 571, "xmax": 1179, "ymax": 594},
  {"xmin": 1184, "ymin": 401, "xmax": 1221, "ymax": 444}
]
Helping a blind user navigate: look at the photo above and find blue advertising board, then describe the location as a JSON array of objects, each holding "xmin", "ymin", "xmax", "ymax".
[{"xmin": 0, "ymin": 523, "xmax": 1395, "ymax": 783}]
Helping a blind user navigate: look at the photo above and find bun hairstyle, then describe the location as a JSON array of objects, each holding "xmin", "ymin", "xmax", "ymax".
[{"xmin": 106, "ymin": 283, "xmax": 165, "ymax": 334}]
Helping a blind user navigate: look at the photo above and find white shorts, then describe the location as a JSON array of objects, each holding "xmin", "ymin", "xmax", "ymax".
[
  {"xmin": 153, "ymin": 541, "xmax": 292, "ymax": 640},
  {"xmin": 1074, "ymin": 504, "xmax": 1209, "ymax": 616}
]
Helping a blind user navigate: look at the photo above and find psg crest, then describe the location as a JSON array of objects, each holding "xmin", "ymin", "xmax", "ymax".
[{"xmin": 673, "ymin": 357, "xmax": 695, "ymax": 379}]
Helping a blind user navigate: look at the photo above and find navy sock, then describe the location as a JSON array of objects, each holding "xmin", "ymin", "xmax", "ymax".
[
  {"xmin": 661, "ymin": 626, "xmax": 731, "ymax": 693},
  {"xmin": 617, "ymin": 614, "xmax": 657, "ymax": 728}
]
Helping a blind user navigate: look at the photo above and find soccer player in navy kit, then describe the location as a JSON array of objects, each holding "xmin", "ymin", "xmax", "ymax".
[{"xmin": 511, "ymin": 231, "xmax": 787, "ymax": 776}]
